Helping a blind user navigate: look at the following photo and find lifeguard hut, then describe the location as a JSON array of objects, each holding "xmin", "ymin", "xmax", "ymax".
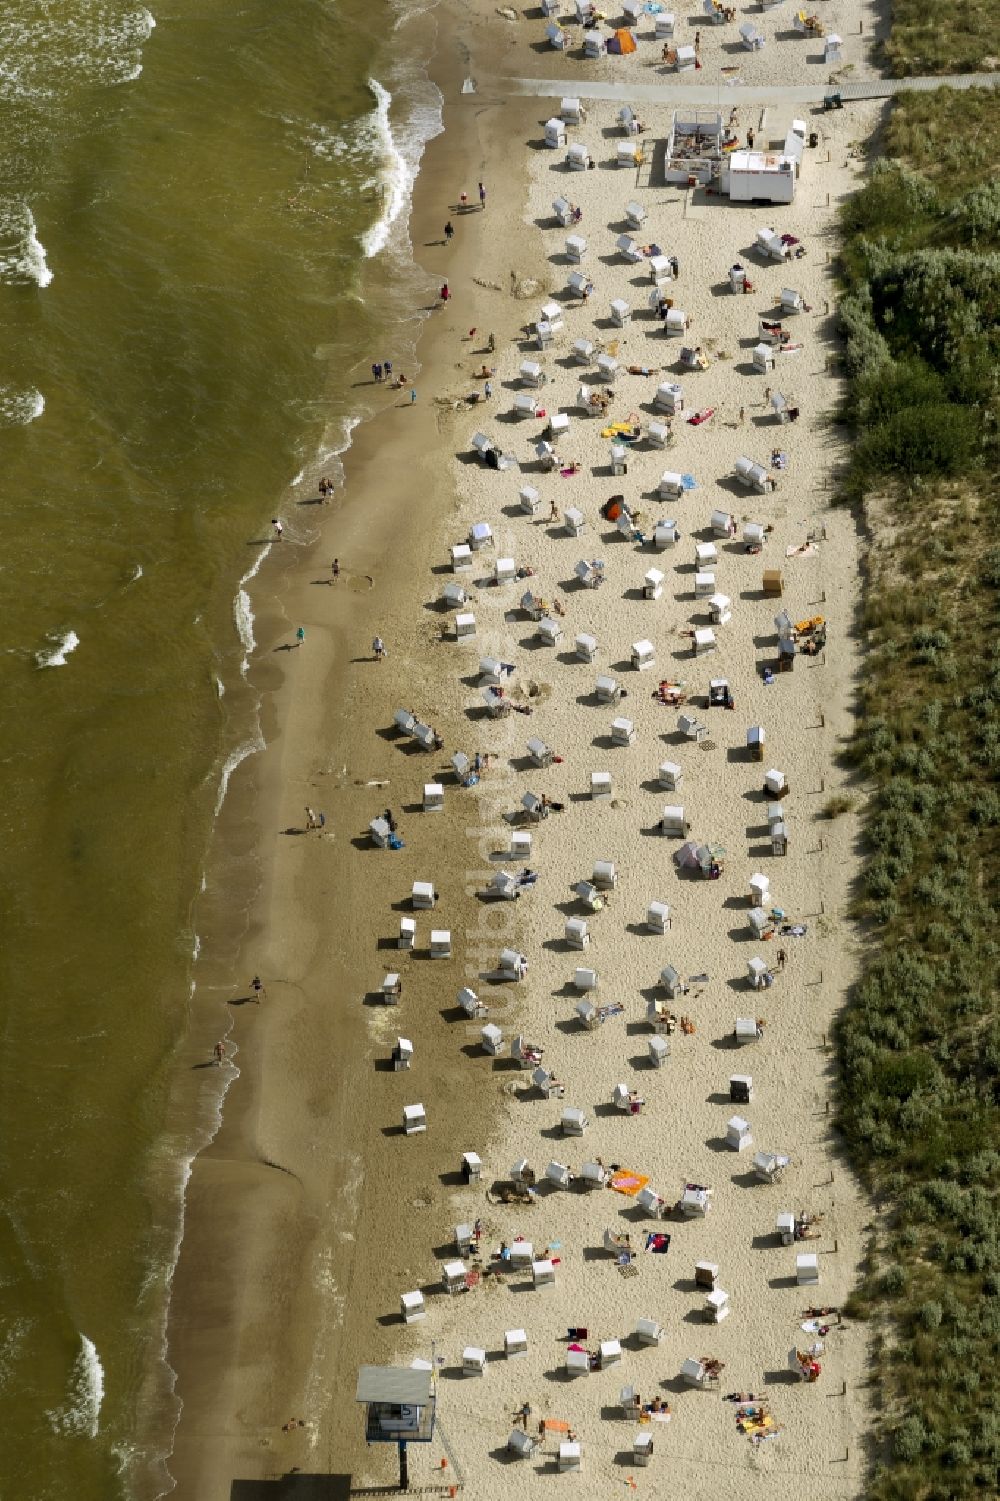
[{"xmin": 357, "ymin": 1364, "xmax": 437, "ymax": 1488}]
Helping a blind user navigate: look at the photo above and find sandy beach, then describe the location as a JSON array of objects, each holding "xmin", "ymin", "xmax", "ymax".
[{"xmin": 166, "ymin": 3, "xmax": 884, "ymax": 1495}]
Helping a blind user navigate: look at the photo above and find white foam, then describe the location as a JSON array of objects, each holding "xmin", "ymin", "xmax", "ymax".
[
  {"xmin": 191, "ymin": 934, "xmax": 200, "ymax": 962},
  {"xmin": 35, "ymin": 629, "xmax": 79, "ymax": 668},
  {"xmin": 0, "ymin": 198, "xmax": 52, "ymax": 286},
  {"xmin": 360, "ymin": 78, "xmax": 442, "ymax": 259},
  {"xmin": 233, "ymin": 542, "xmax": 270, "ymax": 675},
  {"xmin": 214, "ymin": 729, "xmax": 265, "ymax": 818},
  {"xmin": 234, "ymin": 589, "xmax": 255, "ymax": 669},
  {"xmin": 0, "ymin": 1317, "xmax": 31, "ymax": 1391},
  {"xmin": 392, "ymin": 0, "xmax": 438, "ymax": 29},
  {"xmin": 46, "ymin": 1333, "xmax": 104, "ymax": 1438},
  {"xmin": 24, "ymin": 213, "xmax": 53, "ymax": 286},
  {"xmin": 0, "ymin": 386, "xmax": 44, "ymax": 425}
]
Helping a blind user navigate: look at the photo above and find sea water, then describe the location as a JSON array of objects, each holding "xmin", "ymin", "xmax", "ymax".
[{"xmin": 0, "ymin": 2, "xmax": 441, "ymax": 1496}]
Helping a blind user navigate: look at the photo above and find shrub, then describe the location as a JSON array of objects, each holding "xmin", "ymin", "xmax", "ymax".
[
  {"xmin": 878, "ymin": 1265, "xmax": 908, "ymax": 1296},
  {"xmin": 855, "ymin": 404, "xmax": 982, "ymax": 481},
  {"xmin": 917, "ymin": 1300, "xmax": 943, "ymax": 1330},
  {"xmin": 894, "ymin": 1415, "xmax": 930, "ymax": 1461},
  {"xmin": 969, "ymin": 790, "xmax": 1000, "ymax": 826},
  {"xmin": 953, "ymin": 181, "xmax": 1000, "ymax": 244},
  {"xmin": 822, "ymin": 793, "xmax": 856, "ymax": 819}
]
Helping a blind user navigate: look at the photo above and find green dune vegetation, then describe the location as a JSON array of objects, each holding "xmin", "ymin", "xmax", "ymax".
[
  {"xmin": 834, "ymin": 85, "xmax": 1000, "ymax": 1500},
  {"xmin": 884, "ymin": 0, "xmax": 1000, "ymax": 77}
]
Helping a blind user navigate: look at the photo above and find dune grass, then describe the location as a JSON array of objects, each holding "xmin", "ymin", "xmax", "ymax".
[
  {"xmin": 834, "ymin": 86, "xmax": 1000, "ymax": 1501},
  {"xmin": 883, "ymin": 0, "xmax": 1000, "ymax": 77}
]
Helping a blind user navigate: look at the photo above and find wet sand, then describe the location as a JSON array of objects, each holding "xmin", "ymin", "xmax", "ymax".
[{"xmin": 165, "ymin": 23, "xmax": 538, "ymax": 1499}]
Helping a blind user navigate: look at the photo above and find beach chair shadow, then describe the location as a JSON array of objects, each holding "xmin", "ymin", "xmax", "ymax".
[
  {"xmin": 705, "ymin": 1136, "xmax": 735, "ymax": 1154},
  {"xmin": 765, "ymin": 1272, "xmax": 798, "ymax": 1296}
]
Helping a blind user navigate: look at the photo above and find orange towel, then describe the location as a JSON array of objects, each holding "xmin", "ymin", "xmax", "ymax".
[{"xmin": 610, "ymin": 1170, "xmax": 650, "ymax": 1197}]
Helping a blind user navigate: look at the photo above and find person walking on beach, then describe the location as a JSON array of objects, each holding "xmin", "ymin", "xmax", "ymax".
[
  {"xmin": 272, "ymin": 517, "xmax": 283, "ymax": 540},
  {"xmin": 747, "ymin": 126, "xmax": 755, "ymax": 149},
  {"xmin": 478, "ymin": 181, "xmax": 486, "ymax": 210},
  {"xmin": 331, "ymin": 557, "xmax": 340, "ymax": 582},
  {"xmin": 305, "ymin": 806, "xmax": 317, "ymax": 830},
  {"xmin": 410, "ymin": 387, "xmax": 417, "ymax": 404},
  {"xmin": 250, "ymin": 975, "xmax": 265, "ymax": 1003},
  {"xmin": 439, "ymin": 281, "xmax": 450, "ymax": 304},
  {"xmin": 213, "ymin": 1040, "xmax": 227, "ymax": 1065},
  {"xmin": 444, "ymin": 220, "xmax": 454, "ymax": 242},
  {"xmin": 372, "ymin": 635, "xmax": 386, "ymax": 661},
  {"xmin": 295, "ymin": 626, "xmax": 305, "ymax": 647},
  {"xmin": 384, "ymin": 360, "xmax": 392, "ymax": 381},
  {"xmin": 484, "ymin": 379, "xmax": 493, "ymax": 400}
]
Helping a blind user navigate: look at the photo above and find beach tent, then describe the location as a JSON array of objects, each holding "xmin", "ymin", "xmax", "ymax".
[
  {"xmin": 756, "ymin": 226, "xmax": 789, "ymax": 261},
  {"xmin": 608, "ymin": 28, "xmax": 638, "ymax": 54}
]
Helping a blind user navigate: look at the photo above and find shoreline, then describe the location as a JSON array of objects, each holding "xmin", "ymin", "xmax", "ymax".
[
  {"xmin": 164, "ymin": 3, "xmax": 881, "ymax": 1494},
  {"xmin": 162, "ymin": 7, "xmax": 525, "ymax": 1492}
]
